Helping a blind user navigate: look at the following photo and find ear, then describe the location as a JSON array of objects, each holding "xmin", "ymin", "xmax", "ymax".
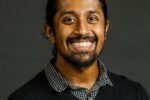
[
  {"xmin": 104, "ymin": 20, "xmax": 110, "ymax": 40},
  {"xmin": 44, "ymin": 24, "xmax": 55, "ymax": 44}
]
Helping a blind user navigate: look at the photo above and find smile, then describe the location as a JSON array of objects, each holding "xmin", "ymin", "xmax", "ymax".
[
  {"xmin": 72, "ymin": 41, "xmax": 92, "ymax": 48},
  {"xmin": 68, "ymin": 40, "xmax": 95, "ymax": 53}
]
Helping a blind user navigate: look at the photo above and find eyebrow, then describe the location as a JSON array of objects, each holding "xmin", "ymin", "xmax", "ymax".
[
  {"xmin": 88, "ymin": 10, "xmax": 100, "ymax": 14},
  {"xmin": 60, "ymin": 11, "xmax": 75, "ymax": 16},
  {"xmin": 60, "ymin": 10, "xmax": 100, "ymax": 16}
]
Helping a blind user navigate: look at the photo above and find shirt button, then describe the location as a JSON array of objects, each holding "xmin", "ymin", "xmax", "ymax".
[
  {"xmin": 88, "ymin": 97, "xmax": 93, "ymax": 100},
  {"xmin": 87, "ymin": 94, "xmax": 93, "ymax": 100}
]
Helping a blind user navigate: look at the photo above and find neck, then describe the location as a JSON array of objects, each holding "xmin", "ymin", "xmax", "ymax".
[{"xmin": 54, "ymin": 56, "xmax": 99, "ymax": 90}]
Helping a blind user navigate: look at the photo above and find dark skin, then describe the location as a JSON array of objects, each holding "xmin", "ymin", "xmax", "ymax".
[{"xmin": 45, "ymin": 0, "xmax": 109, "ymax": 90}]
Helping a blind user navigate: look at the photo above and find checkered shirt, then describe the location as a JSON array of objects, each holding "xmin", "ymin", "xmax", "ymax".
[{"xmin": 45, "ymin": 59, "xmax": 113, "ymax": 100}]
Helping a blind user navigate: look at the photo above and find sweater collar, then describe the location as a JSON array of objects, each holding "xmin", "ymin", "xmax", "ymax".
[{"xmin": 45, "ymin": 58, "xmax": 113, "ymax": 92}]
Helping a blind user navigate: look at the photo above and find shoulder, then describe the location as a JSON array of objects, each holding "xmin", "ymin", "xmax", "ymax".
[
  {"xmin": 108, "ymin": 71, "xmax": 139, "ymax": 86},
  {"xmin": 107, "ymin": 71, "xmax": 149, "ymax": 100},
  {"xmin": 8, "ymin": 70, "xmax": 55, "ymax": 100}
]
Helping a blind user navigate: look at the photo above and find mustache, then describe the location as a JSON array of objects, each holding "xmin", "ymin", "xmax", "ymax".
[{"xmin": 67, "ymin": 35, "xmax": 97, "ymax": 44}]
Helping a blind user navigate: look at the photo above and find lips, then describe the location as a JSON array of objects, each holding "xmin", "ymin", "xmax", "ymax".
[
  {"xmin": 67, "ymin": 36, "xmax": 97, "ymax": 53},
  {"xmin": 67, "ymin": 35, "xmax": 97, "ymax": 44},
  {"xmin": 72, "ymin": 41, "xmax": 92, "ymax": 47}
]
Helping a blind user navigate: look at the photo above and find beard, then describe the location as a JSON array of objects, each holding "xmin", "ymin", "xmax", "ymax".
[
  {"xmin": 63, "ymin": 51, "xmax": 98, "ymax": 68},
  {"xmin": 56, "ymin": 35, "xmax": 100, "ymax": 68}
]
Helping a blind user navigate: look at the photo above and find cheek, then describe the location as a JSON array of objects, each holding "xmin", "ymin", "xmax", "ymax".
[
  {"xmin": 54, "ymin": 24, "xmax": 74, "ymax": 52},
  {"xmin": 92, "ymin": 24, "xmax": 105, "ymax": 52},
  {"xmin": 92, "ymin": 23, "xmax": 105, "ymax": 38},
  {"xmin": 96, "ymin": 36, "xmax": 105, "ymax": 54},
  {"xmin": 55, "ymin": 25, "xmax": 68, "ymax": 43},
  {"xmin": 56, "ymin": 23, "xmax": 75, "ymax": 40}
]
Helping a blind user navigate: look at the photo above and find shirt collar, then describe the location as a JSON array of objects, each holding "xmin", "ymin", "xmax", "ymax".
[
  {"xmin": 45, "ymin": 63, "xmax": 68, "ymax": 92},
  {"xmin": 45, "ymin": 58, "xmax": 113, "ymax": 92}
]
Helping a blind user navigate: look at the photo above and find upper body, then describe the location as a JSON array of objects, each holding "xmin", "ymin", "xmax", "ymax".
[
  {"xmin": 8, "ymin": 66, "xmax": 149, "ymax": 100},
  {"xmin": 8, "ymin": 0, "xmax": 150, "ymax": 99}
]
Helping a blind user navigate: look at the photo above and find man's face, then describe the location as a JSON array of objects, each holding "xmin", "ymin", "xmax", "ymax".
[{"xmin": 49, "ymin": 0, "xmax": 109, "ymax": 67}]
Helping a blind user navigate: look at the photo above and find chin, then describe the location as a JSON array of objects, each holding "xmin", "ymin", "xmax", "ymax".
[{"xmin": 64, "ymin": 52, "xmax": 98, "ymax": 68}]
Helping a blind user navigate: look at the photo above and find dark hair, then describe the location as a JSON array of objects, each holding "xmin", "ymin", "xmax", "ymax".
[{"xmin": 46, "ymin": 0, "xmax": 108, "ymax": 28}]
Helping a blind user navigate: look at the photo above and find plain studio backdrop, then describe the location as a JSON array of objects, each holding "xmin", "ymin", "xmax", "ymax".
[{"xmin": 0, "ymin": 0, "xmax": 150, "ymax": 100}]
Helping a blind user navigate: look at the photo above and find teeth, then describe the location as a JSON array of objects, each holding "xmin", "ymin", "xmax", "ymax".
[{"xmin": 73, "ymin": 42, "xmax": 92, "ymax": 47}]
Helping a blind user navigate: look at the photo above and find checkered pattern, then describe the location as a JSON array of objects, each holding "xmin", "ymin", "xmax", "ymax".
[{"xmin": 45, "ymin": 59, "xmax": 113, "ymax": 100}]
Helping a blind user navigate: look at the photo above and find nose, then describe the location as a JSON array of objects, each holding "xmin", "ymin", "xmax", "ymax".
[{"xmin": 75, "ymin": 19, "xmax": 89, "ymax": 35}]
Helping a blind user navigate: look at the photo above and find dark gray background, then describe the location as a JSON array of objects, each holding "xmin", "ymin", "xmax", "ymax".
[{"xmin": 0, "ymin": 0, "xmax": 150, "ymax": 100}]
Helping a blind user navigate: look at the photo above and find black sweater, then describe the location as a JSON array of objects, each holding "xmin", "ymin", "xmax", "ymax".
[{"xmin": 8, "ymin": 71, "xmax": 149, "ymax": 100}]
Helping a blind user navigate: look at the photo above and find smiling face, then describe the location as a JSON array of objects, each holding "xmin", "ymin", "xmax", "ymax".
[{"xmin": 46, "ymin": 0, "xmax": 109, "ymax": 68}]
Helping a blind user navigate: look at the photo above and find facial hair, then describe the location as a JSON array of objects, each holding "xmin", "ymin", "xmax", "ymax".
[
  {"xmin": 63, "ymin": 34, "xmax": 98, "ymax": 68},
  {"xmin": 64, "ymin": 50, "xmax": 98, "ymax": 68}
]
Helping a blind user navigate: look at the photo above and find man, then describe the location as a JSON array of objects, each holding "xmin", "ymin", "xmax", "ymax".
[{"xmin": 8, "ymin": 0, "xmax": 149, "ymax": 100}]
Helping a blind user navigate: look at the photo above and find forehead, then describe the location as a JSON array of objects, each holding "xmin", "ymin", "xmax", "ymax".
[{"xmin": 56, "ymin": 0, "xmax": 102, "ymax": 13}]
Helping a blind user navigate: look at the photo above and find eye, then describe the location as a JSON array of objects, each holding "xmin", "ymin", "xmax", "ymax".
[
  {"xmin": 87, "ymin": 15, "xmax": 98, "ymax": 24},
  {"xmin": 62, "ymin": 16, "xmax": 76, "ymax": 25}
]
